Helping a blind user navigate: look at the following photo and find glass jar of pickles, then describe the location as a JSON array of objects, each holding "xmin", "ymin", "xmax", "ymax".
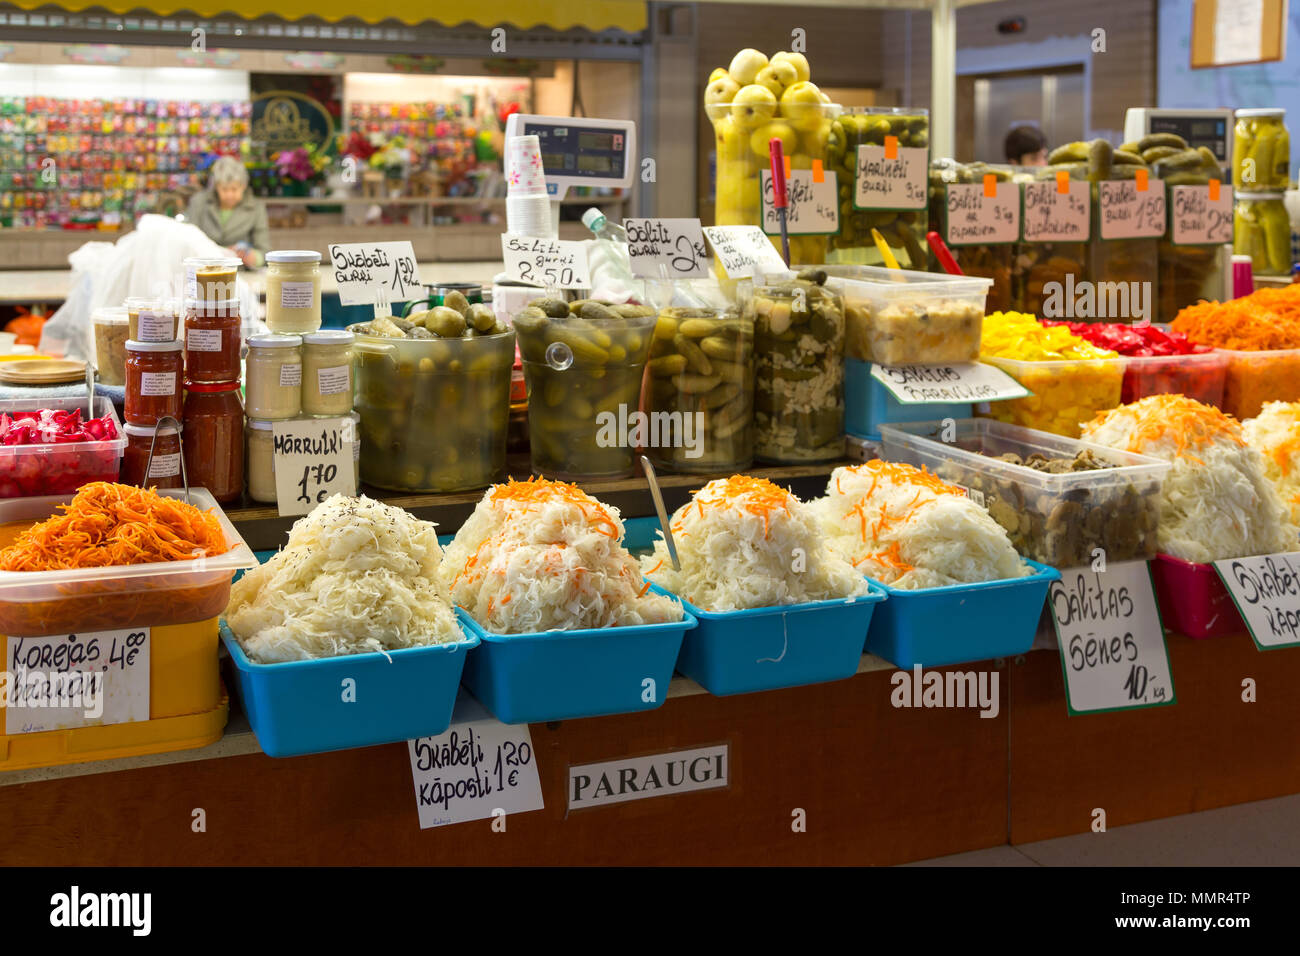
[
  {"xmin": 745, "ymin": 270, "xmax": 845, "ymax": 463},
  {"xmin": 646, "ymin": 307, "xmax": 754, "ymax": 473},
  {"xmin": 828, "ymin": 107, "xmax": 930, "ymax": 269},
  {"xmin": 1234, "ymin": 192, "xmax": 1292, "ymax": 276},
  {"xmin": 928, "ymin": 159, "xmax": 1015, "ymax": 311},
  {"xmin": 1233, "ymin": 108, "xmax": 1290, "ymax": 191},
  {"xmin": 514, "ymin": 298, "xmax": 657, "ymax": 480}
]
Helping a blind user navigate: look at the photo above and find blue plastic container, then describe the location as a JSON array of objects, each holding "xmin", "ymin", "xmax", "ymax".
[
  {"xmin": 864, "ymin": 560, "xmax": 1059, "ymax": 668},
  {"xmin": 221, "ymin": 625, "xmax": 479, "ymax": 757},
  {"xmin": 458, "ymin": 606, "xmax": 697, "ymax": 724},
  {"xmin": 844, "ymin": 357, "xmax": 972, "ymax": 441},
  {"xmin": 672, "ymin": 584, "xmax": 888, "ymax": 696}
]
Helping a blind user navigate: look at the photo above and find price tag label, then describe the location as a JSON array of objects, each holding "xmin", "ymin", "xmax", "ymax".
[
  {"xmin": 1098, "ymin": 179, "xmax": 1167, "ymax": 239},
  {"xmin": 1049, "ymin": 562, "xmax": 1176, "ymax": 714},
  {"xmin": 854, "ymin": 144, "xmax": 928, "ymax": 209},
  {"xmin": 761, "ymin": 169, "xmax": 840, "ymax": 235},
  {"xmin": 408, "ymin": 693, "xmax": 544, "ymax": 829},
  {"xmin": 328, "ymin": 241, "xmax": 419, "ymax": 306},
  {"xmin": 1022, "ymin": 180, "xmax": 1091, "ymax": 242},
  {"xmin": 500, "ymin": 234, "xmax": 592, "ymax": 289},
  {"xmin": 1170, "ymin": 184, "xmax": 1234, "ymax": 244},
  {"xmin": 625, "ymin": 217, "xmax": 710, "ymax": 279},
  {"xmin": 4, "ymin": 628, "xmax": 150, "ymax": 734},
  {"xmin": 1214, "ymin": 552, "xmax": 1300, "ymax": 649},
  {"xmin": 870, "ymin": 362, "xmax": 1030, "ymax": 404},
  {"xmin": 272, "ymin": 417, "xmax": 357, "ymax": 518},
  {"xmin": 944, "ymin": 182, "xmax": 1020, "ymax": 245},
  {"xmin": 702, "ymin": 225, "xmax": 789, "ymax": 279}
]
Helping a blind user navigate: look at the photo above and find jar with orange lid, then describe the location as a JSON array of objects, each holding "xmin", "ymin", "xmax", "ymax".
[
  {"xmin": 182, "ymin": 381, "xmax": 244, "ymax": 503},
  {"xmin": 124, "ymin": 339, "xmax": 183, "ymax": 426},
  {"xmin": 121, "ymin": 421, "xmax": 184, "ymax": 489}
]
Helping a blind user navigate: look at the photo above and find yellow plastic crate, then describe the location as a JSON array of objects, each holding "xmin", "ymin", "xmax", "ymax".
[{"xmin": 0, "ymin": 616, "xmax": 227, "ymax": 771}]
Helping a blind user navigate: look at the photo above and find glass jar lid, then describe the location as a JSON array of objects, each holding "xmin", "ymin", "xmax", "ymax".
[
  {"xmin": 246, "ymin": 418, "xmax": 276, "ymax": 431},
  {"xmin": 1236, "ymin": 108, "xmax": 1286, "ymax": 118},
  {"xmin": 126, "ymin": 339, "xmax": 183, "ymax": 352},
  {"xmin": 1236, "ymin": 191, "xmax": 1286, "ymax": 200},
  {"xmin": 248, "ymin": 333, "xmax": 304, "ymax": 349},
  {"xmin": 123, "ymin": 421, "xmax": 182, "ymax": 438},
  {"xmin": 302, "ymin": 330, "xmax": 355, "ymax": 346},
  {"xmin": 184, "ymin": 380, "xmax": 242, "ymax": 392},
  {"xmin": 91, "ymin": 307, "xmax": 128, "ymax": 324},
  {"xmin": 266, "ymin": 250, "xmax": 321, "ymax": 264}
]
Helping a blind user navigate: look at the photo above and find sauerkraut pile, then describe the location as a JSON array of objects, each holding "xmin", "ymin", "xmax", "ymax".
[
  {"xmin": 1243, "ymin": 401, "xmax": 1300, "ymax": 528},
  {"xmin": 640, "ymin": 475, "xmax": 873, "ymax": 612},
  {"xmin": 441, "ymin": 477, "xmax": 682, "ymax": 632},
  {"xmin": 225, "ymin": 494, "xmax": 463, "ymax": 663},
  {"xmin": 1082, "ymin": 395, "xmax": 1298, "ymax": 562},
  {"xmin": 815, "ymin": 460, "xmax": 1030, "ymax": 588}
]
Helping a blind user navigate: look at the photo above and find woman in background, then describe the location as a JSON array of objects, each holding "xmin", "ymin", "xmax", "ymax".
[{"xmin": 185, "ymin": 156, "xmax": 271, "ymax": 268}]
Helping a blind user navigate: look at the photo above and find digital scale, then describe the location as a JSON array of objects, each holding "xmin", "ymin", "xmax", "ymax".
[
  {"xmin": 503, "ymin": 113, "xmax": 637, "ymax": 199},
  {"xmin": 1123, "ymin": 108, "xmax": 1235, "ymax": 165}
]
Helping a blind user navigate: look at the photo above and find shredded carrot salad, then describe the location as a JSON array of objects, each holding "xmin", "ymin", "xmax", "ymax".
[
  {"xmin": 0, "ymin": 482, "xmax": 228, "ymax": 572},
  {"xmin": 671, "ymin": 474, "xmax": 794, "ymax": 540},
  {"xmin": 1087, "ymin": 394, "xmax": 1244, "ymax": 463},
  {"xmin": 1172, "ymin": 285, "xmax": 1300, "ymax": 351},
  {"xmin": 488, "ymin": 476, "xmax": 618, "ymax": 537}
]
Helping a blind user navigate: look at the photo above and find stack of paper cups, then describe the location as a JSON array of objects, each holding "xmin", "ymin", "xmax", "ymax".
[{"xmin": 505, "ymin": 134, "xmax": 555, "ymax": 238}]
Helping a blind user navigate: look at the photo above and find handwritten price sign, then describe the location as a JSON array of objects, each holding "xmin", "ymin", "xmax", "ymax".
[
  {"xmin": 702, "ymin": 225, "xmax": 789, "ymax": 279},
  {"xmin": 500, "ymin": 234, "xmax": 592, "ymax": 289},
  {"xmin": 1170, "ymin": 184, "xmax": 1234, "ymax": 244},
  {"xmin": 1049, "ymin": 562, "xmax": 1175, "ymax": 715},
  {"xmin": 271, "ymin": 417, "xmax": 356, "ymax": 517},
  {"xmin": 1022, "ymin": 180, "xmax": 1091, "ymax": 242},
  {"xmin": 625, "ymin": 218, "xmax": 710, "ymax": 278},
  {"xmin": 1214, "ymin": 552, "xmax": 1300, "ymax": 650},
  {"xmin": 4, "ymin": 628, "xmax": 150, "ymax": 733},
  {"xmin": 870, "ymin": 362, "xmax": 1029, "ymax": 405},
  {"xmin": 854, "ymin": 145, "xmax": 927, "ymax": 210},
  {"xmin": 945, "ymin": 182, "xmax": 1020, "ymax": 245},
  {"xmin": 1098, "ymin": 180, "xmax": 1167, "ymax": 239},
  {"xmin": 328, "ymin": 241, "xmax": 419, "ymax": 306},
  {"xmin": 761, "ymin": 170, "xmax": 839, "ymax": 235}
]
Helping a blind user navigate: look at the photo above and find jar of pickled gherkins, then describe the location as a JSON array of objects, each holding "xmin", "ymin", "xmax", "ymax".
[
  {"xmin": 928, "ymin": 159, "xmax": 1016, "ymax": 311},
  {"xmin": 1233, "ymin": 108, "xmax": 1290, "ymax": 191},
  {"xmin": 351, "ymin": 329, "xmax": 514, "ymax": 492},
  {"xmin": 1234, "ymin": 192, "xmax": 1293, "ymax": 276},
  {"xmin": 744, "ymin": 272, "xmax": 845, "ymax": 462},
  {"xmin": 646, "ymin": 307, "xmax": 754, "ymax": 473},
  {"xmin": 706, "ymin": 101, "xmax": 838, "ymax": 266},
  {"xmin": 514, "ymin": 299, "xmax": 657, "ymax": 479},
  {"xmin": 1153, "ymin": 147, "xmax": 1229, "ymax": 322},
  {"xmin": 828, "ymin": 107, "xmax": 930, "ymax": 269}
]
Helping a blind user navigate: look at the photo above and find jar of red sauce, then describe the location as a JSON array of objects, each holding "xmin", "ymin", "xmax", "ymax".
[
  {"xmin": 124, "ymin": 339, "xmax": 183, "ymax": 426},
  {"xmin": 184, "ymin": 301, "xmax": 242, "ymax": 383},
  {"xmin": 182, "ymin": 381, "xmax": 244, "ymax": 503},
  {"xmin": 121, "ymin": 421, "xmax": 184, "ymax": 489}
]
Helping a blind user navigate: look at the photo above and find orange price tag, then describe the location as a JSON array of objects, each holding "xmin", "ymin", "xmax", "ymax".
[
  {"xmin": 783, "ymin": 156, "xmax": 791, "ymax": 177},
  {"xmin": 1136, "ymin": 168, "xmax": 1149, "ymax": 192},
  {"xmin": 884, "ymin": 135, "xmax": 898, "ymax": 160},
  {"xmin": 812, "ymin": 159, "xmax": 825, "ymax": 183},
  {"xmin": 983, "ymin": 173, "xmax": 997, "ymax": 198},
  {"xmin": 1055, "ymin": 169, "xmax": 1070, "ymax": 194},
  {"xmin": 1209, "ymin": 178, "xmax": 1221, "ymax": 201}
]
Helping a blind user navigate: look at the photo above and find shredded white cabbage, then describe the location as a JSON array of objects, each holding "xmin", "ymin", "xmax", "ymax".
[
  {"xmin": 225, "ymin": 494, "xmax": 463, "ymax": 663},
  {"xmin": 639, "ymin": 475, "xmax": 873, "ymax": 612},
  {"xmin": 1244, "ymin": 401, "xmax": 1300, "ymax": 527},
  {"xmin": 815, "ymin": 460, "xmax": 1031, "ymax": 588},
  {"xmin": 1082, "ymin": 395, "xmax": 1299, "ymax": 562},
  {"xmin": 440, "ymin": 478, "xmax": 682, "ymax": 632}
]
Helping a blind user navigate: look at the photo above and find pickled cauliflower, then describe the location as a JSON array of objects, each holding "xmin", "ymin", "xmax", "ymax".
[
  {"xmin": 640, "ymin": 475, "xmax": 873, "ymax": 612},
  {"xmin": 816, "ymin": 460, "xmax": 1030, "ymax": 588},
  {"xmin": 441, "ymin": 477, "xmax": 682, "ymax": 632},
  {"xmin": 1082, "ymin": 395, "xmax": 1298, "ymax": 561}
]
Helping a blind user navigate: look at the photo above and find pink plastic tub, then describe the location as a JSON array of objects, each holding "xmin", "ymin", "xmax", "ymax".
[{"xmin": 1151, "ymin": 553, "xmax": 1245, "ymax": 639}]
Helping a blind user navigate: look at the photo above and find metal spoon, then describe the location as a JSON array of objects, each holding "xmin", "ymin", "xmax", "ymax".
[{"xmin": 641, "ymin": 455, "xmax": 680, "ymax": 572}]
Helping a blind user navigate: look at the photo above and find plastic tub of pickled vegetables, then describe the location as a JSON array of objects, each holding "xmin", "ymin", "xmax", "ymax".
[
  {"xmin": 823, "ymin": 264, "xmax": 992, "ymax": 365},
  {"xmin": 0, "ymin": 396, "xmax": 125, "ymax": 498},
  {"xmin": 1217, "ymin": 347, "xmax": 1300, "ymax": 421},
  {"xmin": 0, "ymin": 487, "xmax": 255, "ymax": 637},
  {"xmin": 981, "ymin": 355, "xmax": 1125, "ymax": 438}
]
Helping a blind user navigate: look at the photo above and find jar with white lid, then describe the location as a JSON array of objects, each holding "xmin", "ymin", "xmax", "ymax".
[
  {"xmin": 246, "ymin": 333, "xmax": 303, "ymax": 420},
  {"xmin": 246, "ymin": 418, "xmax": 278, "ymax": 503},
  {"xmin": 302, "ymin": 329, "xmax": 354, "ymax": 416},
  {"xmin": 265, "ymin": 250, "xmax": 323, "ymax": 334}
]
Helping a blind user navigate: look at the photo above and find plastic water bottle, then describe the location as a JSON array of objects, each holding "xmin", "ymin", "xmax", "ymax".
[
  {"xmin": 582, "ymin": 207, "xmax": 628, "ymax": 243},
  {"xmin": 582, "ymin": 207, "xmax": 638, "ymax": 302}
]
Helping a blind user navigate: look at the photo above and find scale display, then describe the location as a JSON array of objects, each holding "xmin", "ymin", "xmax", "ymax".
[{"xmin": 504, "ymin": 113, "xmax": 636, "ymax": 198}]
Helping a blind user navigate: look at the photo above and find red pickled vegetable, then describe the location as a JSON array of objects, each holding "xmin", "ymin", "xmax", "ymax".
[
  {"xmin": 0, "ymin": 408, "xmax": 121, "ymax": 498},
  {"xmin": 1041, "ymin": 321, "xmax": 1210, "ymax": 357}
]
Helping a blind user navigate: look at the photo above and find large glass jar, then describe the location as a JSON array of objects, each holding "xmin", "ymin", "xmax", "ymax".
[
  {"xmin": 182, "ymin": 381, "xmax": 244, "ymax": 503},
  {"xmin": 352, "ymin": 328, "xmax": 513, "ymax": 492},
  {"xmin": 645, "ymin": 307, "xmax": 754, "ymax": 473},
  {"xmin": 1153, "ymin": 149, "xmax": 1228, "ymax": 322},
  {"xmin": 91, "ymin": 306, "xmax": 129, "ymax": 386},
  {"xmin": 928, "ymin": 159, "xmax": 1015, "ymax": 311},
  {"xmin": 1234, "ymin": 192, "xmax": 1292, "ymax": 276},
  {"xmin": 124, "ymin": 339, "xmax": 183, "ymax": 426},
  {"xmin": 302, "ymin": 330, "xmax": 355, "ymax": 416},
  {"xmin": 706, "ymin": 100, "xmax": 836, "ymax": 266},
  {"xmin": 245, "ymin": 333, "xmax": 302, "ymax": 420},
  {"xmin": 828, "ymin": 107, "xmax": 930, "ymax": 269},
  {"xmin": 184, "ymin": 300, "xmax": 242, "ymax": 383},
  {"xmin": 264, "ymin": 250, "xmax": 322, "ymax": 334},
  {"xmin": 514, "ymin": 305, "xmax": 656, "ymax": 479},
  {"xmin": 1233, "ymin": 108, "xmax": 1290, "ymax": 191},
  {"xmin": 121, "ymin": 421, "xmax": 183, "ymax": 489},
  {"xmin": 745, "ymin": 275, "xmax": 845, "ymax": 462}
]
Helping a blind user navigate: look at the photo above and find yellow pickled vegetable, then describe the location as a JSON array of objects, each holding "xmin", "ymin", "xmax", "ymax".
[{"xmin": 980, "ymin": 310, "xmax": 1118, "ymax": 361}]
